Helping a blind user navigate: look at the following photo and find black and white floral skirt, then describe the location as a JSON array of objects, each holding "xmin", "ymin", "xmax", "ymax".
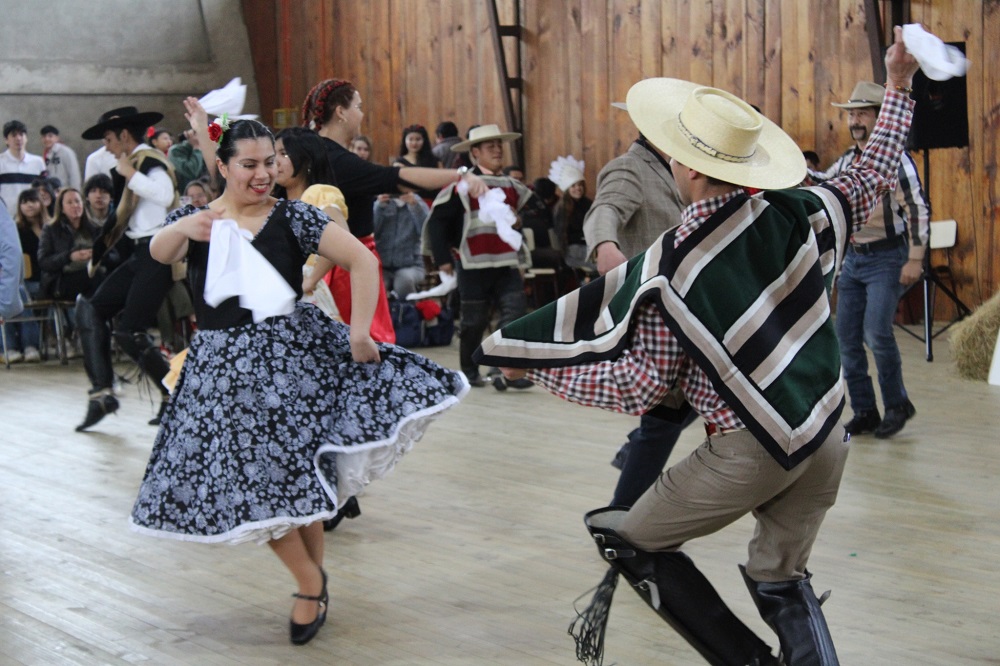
[{"xmin": 129, "ymin": 303, "xmax": 468, "ymax": 545}]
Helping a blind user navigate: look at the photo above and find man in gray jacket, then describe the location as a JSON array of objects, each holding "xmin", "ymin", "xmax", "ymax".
[{"xmin": 583, "ymin": 125, "xmax": 693, "ymax": 507}]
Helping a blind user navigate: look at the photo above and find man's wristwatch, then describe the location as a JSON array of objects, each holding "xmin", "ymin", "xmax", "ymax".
[{"xmin": 456, "ymin": 166, "xmax": 469, "ymax": 180}]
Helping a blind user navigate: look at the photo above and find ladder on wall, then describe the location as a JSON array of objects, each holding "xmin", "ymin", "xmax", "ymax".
[{"xmin": 486, "ymin": 0, "xmax": 525, "ymax": 169}]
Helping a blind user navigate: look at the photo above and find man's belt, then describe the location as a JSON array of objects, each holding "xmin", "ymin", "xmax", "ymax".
[{"xmin": 850, "ymin": 235, "xmax": 906, "ymax": 255}]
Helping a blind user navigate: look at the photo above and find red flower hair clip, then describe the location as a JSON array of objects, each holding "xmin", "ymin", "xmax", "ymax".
[{"xmin": 207, "ymin": 114, "xmax": 230, "ymax": 144}]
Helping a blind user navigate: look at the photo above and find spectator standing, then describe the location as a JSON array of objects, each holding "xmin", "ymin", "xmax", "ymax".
[
  {"xmin": 373, "ymin": 192, "xmax": 428, "ymax": 298},
  {"xmin": 40, "ymin": 125, "xmax": 81, "ymax": 191},
  {"xmin": 392, "ymin": 124, "xmax": 442, "ymax": 203},
  {"xmin": 1, "ymin": 120, "xmax": 46, "ymax": 217},
  {"xmin": 349, "ymin": 135, "xmax": 373, "ymax": 161},
  {"xmin": 431, "ymin": 121, "xmax": 462, "ymax": 168},
  {"xmin": 84, "ymin": 145, "xmax": 117, "ymax": 183}
]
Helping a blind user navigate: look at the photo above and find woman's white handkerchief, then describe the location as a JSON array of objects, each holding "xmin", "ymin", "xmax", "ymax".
[{"xmin": 204, "ymin": 219, "xmax": 296, "ymax": 323}]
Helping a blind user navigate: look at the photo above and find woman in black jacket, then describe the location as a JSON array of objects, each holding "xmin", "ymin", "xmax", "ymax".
[{"xmin": 38, "ymin": 188, "xmax": 102, "ymax": 303}]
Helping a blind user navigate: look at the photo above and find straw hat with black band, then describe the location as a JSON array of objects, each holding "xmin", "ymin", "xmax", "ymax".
[
  {"xmin": 625, "ymin": 78, "xmax": 806, "ymax": 190},
  {"xmin": 830, "ymin": 81, "xmax": 887, "ymax": 109},
  {"xmin": 82, "ymin": 107, "xmax": 164, "ymax": 141},
  {"xmin": 450, "ymin": 124, "xmax": 521, "ymax": 153}
]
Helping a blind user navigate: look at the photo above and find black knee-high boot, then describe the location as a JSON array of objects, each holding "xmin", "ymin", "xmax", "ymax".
[
  {"xmin": 75, "ymin": 296, "xmax": 119, "ymax": 432},
  {"xmin": 572, "ymin": 507, "xmax": 779, "ymax": 666},
  {"xmin": 112, "ymin": 329, "xmax": 170, "ymax": 395},
  {"xmin": 740, "ymin": 565, "xmax": 839, "ymax": 666},
  {"xmin": 75, "ymin": 295, "xmax": 114, "ymax": 393}
]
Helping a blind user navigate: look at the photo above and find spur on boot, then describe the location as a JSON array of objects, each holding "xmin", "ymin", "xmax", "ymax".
[
  {"xmin": 76, "ymin": 393, "xmax": 120, "ymax": 432},
  {"xmin": 290, "ymin": 569, "xmax": 328, "ymax": 645}
]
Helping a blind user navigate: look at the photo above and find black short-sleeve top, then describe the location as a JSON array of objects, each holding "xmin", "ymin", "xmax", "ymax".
[{"xmin": 168, "ymin": 199, "xmax": 329, "ymax": 330}]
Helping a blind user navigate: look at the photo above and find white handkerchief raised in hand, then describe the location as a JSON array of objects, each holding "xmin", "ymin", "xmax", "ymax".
[
  {"xmin": 476, "ymin": 187, "xmax": 522, "ymax": 251},
  {"xmin": 902, "ymin": 24, "xmax": 969, "ymax": 81},
  {"xmin": 204, "ymin": 219, "xmax": 296, "ymax": 323},
  {"xmin": 198, "ymin": 78, "xmax": 257, "ymax": 119}
]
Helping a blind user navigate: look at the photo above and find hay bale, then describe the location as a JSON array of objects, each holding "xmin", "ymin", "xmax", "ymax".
[{"xmin": 950, "ymin": 289, "xmax": 1000, "ymax": 381}]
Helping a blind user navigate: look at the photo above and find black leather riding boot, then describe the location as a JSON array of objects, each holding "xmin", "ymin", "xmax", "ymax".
[
  {"xmin": 740, "ymin": 565, "xmax": 840, "ymax": 666},
  {"xmin": 580, "ymin": 507, "xmax": 779, "ymax": 666},
  {"xmin": 113, "ymin": 329, "xmax": 170, "ymax": 397},
  {"xmin": 75, "ymin": 296, "xmax": 114, "ymax": 392}
]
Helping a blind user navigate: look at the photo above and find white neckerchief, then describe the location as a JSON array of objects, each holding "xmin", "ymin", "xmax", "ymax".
[{"xmin": 204, "ymin": 218, "xmax": 296, "ymax": 322}]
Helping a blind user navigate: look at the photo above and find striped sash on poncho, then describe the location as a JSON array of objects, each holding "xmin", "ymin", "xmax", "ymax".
[{"xmin": 475, "ymin": 186, "xmax": 852, "ymax": 469}]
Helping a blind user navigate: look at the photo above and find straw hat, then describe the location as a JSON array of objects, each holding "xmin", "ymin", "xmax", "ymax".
[
  {"xmin": 626, "ymin": 78, "xmax": 806, "ymax": 190},
  {"xmin": 450, "ymin": 124, "xmax": 521, "ymax": 152},
  {"xmin": 82, "ymin": 106, "xmax": 164, "ymax": 140},
  {"xmin": 548, "ymin": 155, "xmax": 585, "ymax": 191},
  {"xmin": 831, "ymin": 81, "xmax": 886, "ymax": 109}
]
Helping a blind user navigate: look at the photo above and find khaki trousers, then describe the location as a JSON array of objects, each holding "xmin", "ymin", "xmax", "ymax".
[{"xmin": 618, "ymin": 425, "xmax": 850, "ymax": 583}]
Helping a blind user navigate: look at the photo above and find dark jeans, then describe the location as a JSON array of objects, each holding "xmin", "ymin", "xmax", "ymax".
[
  {"xmin": 612, "ymin": 410, "xmax": 699, "ymax": 507},
  {"xmin": 835, "ymin": 242, "xmax": 909, "ymax": 412},
  {"xmin": 456, "ymin": 264, "xmax": 526, "ymax": 377}
]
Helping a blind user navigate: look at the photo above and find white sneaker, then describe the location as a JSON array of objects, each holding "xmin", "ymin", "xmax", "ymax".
[
  {"xmin": 5, "ymin": 350, "xmax": 24, "ymax": 364},
  {"xmin": 23, "ymin": 346, "xmax": 41, "ymax": 363}
]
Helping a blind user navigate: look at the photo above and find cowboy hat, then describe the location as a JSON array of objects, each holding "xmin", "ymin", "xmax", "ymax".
[
  {"xmin": 626, "ymin": 78, "xmax": 805, "ymax": 190},
  {"xmin": 82, "ymin": 106, "xmax": 164, "ymax": 140},
  {"xmin": 830, "ymin": 81, "xmax": 886, "ymax": 109},
  {"xmin": 450, "ymin": 124, "xmax": 521, "ymax": 152}
]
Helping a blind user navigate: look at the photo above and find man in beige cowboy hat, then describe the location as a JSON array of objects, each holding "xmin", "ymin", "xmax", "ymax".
[
  {"xmin": 478, "ymin": 27, "xmax": 920, "ymax": 665},
  {"xmin": 424, "ymin": 123, "xmax": 535, "ymax": 389},
  {"xmin": 809, "ymin": 81, "xmax": 930, "ymax": 440}
]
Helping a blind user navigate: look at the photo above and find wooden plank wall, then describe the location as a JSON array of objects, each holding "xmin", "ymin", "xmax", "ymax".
[{"xmin": 240, "ymin": 0, "xmax": 998, "ymax": 313}]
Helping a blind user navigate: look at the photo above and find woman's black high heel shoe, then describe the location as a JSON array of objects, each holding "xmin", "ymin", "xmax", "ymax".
[
  {"xmin": 290, "ymin": 569, "xmax": 328, "ymax": 645},
  {"xmin": 323, "ymin": 496, "xmax": 361, "ymax": 531}
]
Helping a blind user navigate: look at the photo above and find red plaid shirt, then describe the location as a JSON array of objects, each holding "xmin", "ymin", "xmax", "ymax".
[{"xmin": 528, "ymin": 90, "xmax": 914, "ymax": 428}]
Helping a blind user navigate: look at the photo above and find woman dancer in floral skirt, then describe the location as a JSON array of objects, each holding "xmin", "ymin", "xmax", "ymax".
[{"xmin": 129, "ymin": 118, "xmax": 468, "ymax": 646}]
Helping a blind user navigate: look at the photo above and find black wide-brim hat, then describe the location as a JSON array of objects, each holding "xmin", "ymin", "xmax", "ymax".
[{"xmin": 81, "ymin": 106, "xmax": 164, "ymax": 140}]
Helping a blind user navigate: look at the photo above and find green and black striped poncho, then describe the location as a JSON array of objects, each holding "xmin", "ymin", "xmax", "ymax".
[{"xmin": 475, "ymin": 185, "xmax": 852, "ymax": 469}]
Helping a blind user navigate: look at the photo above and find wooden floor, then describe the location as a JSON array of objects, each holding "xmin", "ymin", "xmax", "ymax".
[{"xmin": 1, "ymin": 331, "xmax": 999, "ymax": 665}]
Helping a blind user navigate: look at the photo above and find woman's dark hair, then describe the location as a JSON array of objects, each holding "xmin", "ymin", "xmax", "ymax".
[
  {"xmin": 301, "ymin": 79, "xmax": 357, "ymax": 129},
  {"xmin": 15, "ymin": 188, "xmax": 49, "ymax": 228},
  {"xmin": 532, "ymin": 177, "xmax": 557, "ymax": 205},
  {"xmin": 396, "ymin": 124, "xmax": 436, "ymax": 167},
  {"xmin": 149, "ymin": 127, "xmax": 170, "ymax": 142},
  {"xmin": 272, "ymin": 127, "xmax": 337, "ymax": 198},
  {"xmin": 83, "ymin": 173, "xmax": 114, "ymax": 197},
  {"xmin": 216, "ymin": 119, "xmax": 275, "ymax": 165}
]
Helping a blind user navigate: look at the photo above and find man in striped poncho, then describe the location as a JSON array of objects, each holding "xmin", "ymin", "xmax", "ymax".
[{"xmin": 476, "ymin": 28, "xmax": 920, "ymax": 666}]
